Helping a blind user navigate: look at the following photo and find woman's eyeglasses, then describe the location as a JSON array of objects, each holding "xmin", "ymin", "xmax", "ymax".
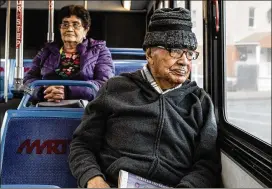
[
  {"xmin": 157, "ymin": 46, "xmax": 199, "ymax": 60},
  {"xmin": 60, "ymin": 22, "xmax": 83, "ymax": 30}
]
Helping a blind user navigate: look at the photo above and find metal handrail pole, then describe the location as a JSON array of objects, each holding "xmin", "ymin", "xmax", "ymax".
[
  {"xmin": 47, "ymin": 0, "xmax": 54, "ymax": 42},
  {"xmin": 14, "ymin": 0, "xmax": 25, "ymax": 91},
  {"xmin": 84, "ymin": 0, "xmax": 87, "ymax": 9},
  {"xmin": 4, "ymin": 0, "xmax": 11, "ymax": 102}
]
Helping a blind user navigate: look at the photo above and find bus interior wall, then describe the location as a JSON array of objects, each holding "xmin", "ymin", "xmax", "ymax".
[{"xmin": 0, "ymin": 9, "xmax": 146, "ymax": 59}]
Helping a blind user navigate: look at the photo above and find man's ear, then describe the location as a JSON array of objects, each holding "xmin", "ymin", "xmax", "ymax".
[{"xmin": 146, "ymin": 48, "xmax": 154, "ymax": 65}]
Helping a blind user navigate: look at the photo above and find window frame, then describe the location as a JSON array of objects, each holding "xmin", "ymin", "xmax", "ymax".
[{"xmin": 209, "ymin": 1, "xmax": 272, "ymax": 187}]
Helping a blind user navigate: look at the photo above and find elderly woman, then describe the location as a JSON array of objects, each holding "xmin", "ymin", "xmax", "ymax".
[{"xmin": 23, "ymin": 5, "xmax": 114, "ymax": 103}]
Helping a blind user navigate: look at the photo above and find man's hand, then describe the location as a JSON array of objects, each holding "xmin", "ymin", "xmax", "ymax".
[
  {"xmin": 44, "ymin": 85, "xmax": 65, "ymax": 103},
  {"xmin": 87, "ymin": 176, "xmax": 110, "ymax": 188}
]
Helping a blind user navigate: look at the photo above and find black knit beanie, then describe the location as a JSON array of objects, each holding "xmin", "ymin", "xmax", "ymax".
[{"xmin": 143, "ymin": 7, "xmax": 198, "ymax": 51}]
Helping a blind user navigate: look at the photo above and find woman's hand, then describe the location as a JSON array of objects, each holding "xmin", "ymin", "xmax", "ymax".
[
  {"xmin": 44, "ymin": 85, "xmax": 65, "ymax": 103},
  {"xmin": 87, "ymin": 176, "xmax": 110, "ymax": 188}
]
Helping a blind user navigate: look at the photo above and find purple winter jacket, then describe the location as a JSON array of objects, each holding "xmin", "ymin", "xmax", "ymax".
[{"xmin": 23, "ymin": 38, "xmax": 114, "ymax": 101}]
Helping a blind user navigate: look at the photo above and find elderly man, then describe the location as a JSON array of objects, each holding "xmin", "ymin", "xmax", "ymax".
[{"xmin": 69, "ymin": 7, "xmax": 221, "ymax": 188}]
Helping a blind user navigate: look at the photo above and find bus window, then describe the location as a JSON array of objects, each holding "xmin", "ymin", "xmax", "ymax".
[
  {"xmin": 190, "ymin": 1, "xmax": 203, "ymax": 88},
  {"xmin": 175, "ymin": 1, "xmax": 185, "ymax": 8},
  {"xmin": 164, "ymin": 0, "xmax": 169, "ymax": 8},
  {"xmin": 174, "ymin": 1, "xmax": 203, "ymax": 87},
  {"xmin": 158, "ymin": 1, "xmax": 163, "ymax": 9},
  {"xmin": 225, "ymin": 1, "xmax": 271, "ymax": 144}
]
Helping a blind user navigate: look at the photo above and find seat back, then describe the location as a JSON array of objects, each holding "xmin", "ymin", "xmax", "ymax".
[
  {"xmin": 114, "ymin": 60, "xmax": 146, "ymax": 75},
  {"xmin": 0, "ymin": 59, "xmax": 4, "ymax": 98},
  {"xmin": 109, "ymin": 48, "xmax": 145, "ymax": 56},
  {"xmin": 23, "ymin": 59, "xmax": 33, "ymax": 74},
  {"xmin": 0, "ymin": 59, "xmax": 16, "ymax": 101},
  {"xmin": 0, "ymin": 59, "xmax": 4, "ymax": 77},
  {"xmin": 1, "ymin": 110, "xmax": 83, "ymax": 188},
  {"xmin": 1, "ymin": 184, "xmax": 60, "ymax": 188}
]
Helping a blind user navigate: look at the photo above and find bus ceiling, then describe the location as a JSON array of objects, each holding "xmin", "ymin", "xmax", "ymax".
[{"xmin": 0, "ymin": 1, "xmax": 150, "ymax": 12}]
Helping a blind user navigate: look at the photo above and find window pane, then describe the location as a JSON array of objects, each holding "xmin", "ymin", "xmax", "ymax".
[
  {"xmin": 249, "ymin": 18, "xmax": 254, "ymax": 27},
  {"xmin": 175, "ymin": 0, "xmax": 185, "ymax": 8},
  {"xmin": 249, "ymin": 7, "xmax": 255, "ymax": 17},
  {"xmin": 225, "ymin": 1, "xmax": 271, "ymax": 144},
  {"xmin": 164, "ymin": 0, "xmax": 169, "ymax": 8},
  {"xmin": 158, "ymin": 1, "xmax": 163, "ymax": 9},
  {"xmin": 190, "ymin": 1, "xmax": 203, "ymax": 88},
  {"xmin": 248, "ymin": 7, "xmax": 255, "ymax": 27}
]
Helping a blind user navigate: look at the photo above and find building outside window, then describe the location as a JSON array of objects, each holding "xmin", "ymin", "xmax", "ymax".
[{"xmin": 226, "ymin": 2, "xmax": 271, "ymax": 144}]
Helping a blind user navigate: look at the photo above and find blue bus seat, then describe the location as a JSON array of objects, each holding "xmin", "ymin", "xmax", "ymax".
[
  {"xmin": 0, "ymin": 110, "xmax": 83, "ymax": 188},
  {"xmin": 0, "ymin": 59, "xmax": 4, "ymax": 95},
  {"xmin": 23, "ymin": 59, "xmax": 33, "ymax": 74},
  {"xmin": 1, "ymin": 185, "xmax": 60, "ymax": 188},
  {"xmin": 109, "ymin": 48, "xmax": 145, "ymax": 56},
  {"xmin": 0, "ymin": 59, "xmax": 15, "ymax": 101},
  {"xmin": 0, "ymin": 59, "xmax": 5, "ymax": 77},
  {"xmin": 22, "ymin": 53, "xmax": 147, "ymax": 77},
  {"xmin": 0, "ymin": 51, "xmax": 147, "ymax": 100},
  {"xmin": 114, "ymin": 60, "xmax": 146, "ymax": 75}
]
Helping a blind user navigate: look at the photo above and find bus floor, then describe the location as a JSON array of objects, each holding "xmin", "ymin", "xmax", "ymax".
[{"xmin": 0, "ymin": 99, "xmax": 21, "ymax": 127}]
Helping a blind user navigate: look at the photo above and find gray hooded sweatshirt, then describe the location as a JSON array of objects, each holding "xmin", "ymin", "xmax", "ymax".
[{"xmin": 69, "ymin": 70, "xmax": 221, "ymax": 188}]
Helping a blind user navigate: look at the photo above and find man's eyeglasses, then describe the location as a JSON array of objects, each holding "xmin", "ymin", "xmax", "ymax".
[
  {"xmin": 60, "ymin": 22, "xmax": 83, "ymax": 30},
  {"xmin": 157, "ymin": 46, "xmax": 199, "ymax": 60}
]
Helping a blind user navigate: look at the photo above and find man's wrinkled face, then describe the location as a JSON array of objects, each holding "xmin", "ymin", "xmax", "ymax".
[{"xmin": 146, "ymin": 47, "xmax": 193, "ymax": 88}]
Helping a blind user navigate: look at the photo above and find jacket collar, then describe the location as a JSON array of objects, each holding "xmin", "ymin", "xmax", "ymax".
[
  {"xmin": 45, "ymin": 38, "xmax": 106, "ymax": 55},
  {"xmin": 141, "ymin": 65, "xmax": 183, "ymax": 94}
]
